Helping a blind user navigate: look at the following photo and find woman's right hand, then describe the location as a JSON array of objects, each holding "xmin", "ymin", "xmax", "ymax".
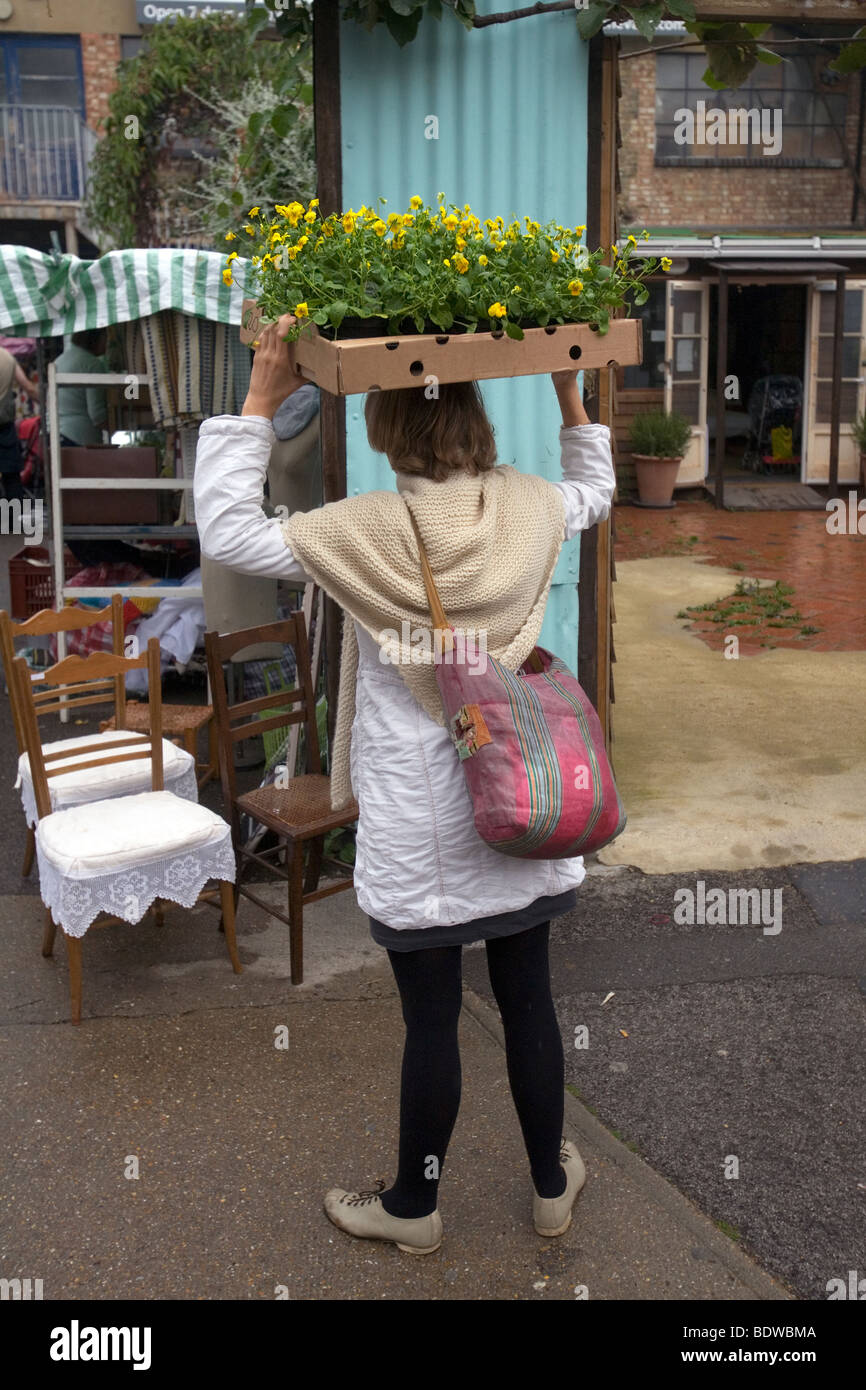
[{"xmin": 242, "ymin": 313, "xmax": 304, "ymax": 419}]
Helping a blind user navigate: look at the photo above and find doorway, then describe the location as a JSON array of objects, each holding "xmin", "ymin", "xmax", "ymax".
[{"xmin": 708, "ymin": 282, "xmax": 809, "ymax": 484}]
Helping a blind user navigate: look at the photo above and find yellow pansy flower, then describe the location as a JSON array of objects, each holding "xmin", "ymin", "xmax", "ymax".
[
  {"xmin": 443, "ymin": 213, "xmax": 459, "ymax": 230},
  {"xmin": 443, "ymin": 258, "xmax": 451, "ymax": 267},
  {"xmin": 627, "ymin": 234, "xmax": 637, "ymax": 246},
  {"xmin": 550, "ymin": 250, "xmax": 560, "ymax": 263},
  {"xmin": 661, "ymin": 256, "xmax": 673, "ymax": 271},
  {"xmin": 286, "ymin": 246, "xmax": 300, "ymax": 260},
  {"xmin": 298, "ymin": 235, "xmax": 309, "ymax": 247},
  {"xmin": 478, "ymin": 254, "xmax": 489, "ymax": 266},
  {"xmin": 453, "ymin": 253, "xmax": 469, "ymax": 274},
  {"xmin": 294, "ymin": 302, "xmax": 309, "ymax": 318},
  {"xmin": 315, "ymin": 237, "xmax": 324, "ymax": 249},
  {"xmin": 455, "ymin": 234, "xmax": 467, "ymax": 250},
  {"xmin": 248, "ymin": 206, "xmax": 260, "ymax": 217},
  {"xmin": 243, "ymin": 225, "xmax": 254, "ymax": 235},
  {"xmin": 226, "ymin": 251, "xmax": 238, "ymax": 263},
  {"xmin": 402, "ymin": 213, "xmax": 414, "ymax": 227},
  {"xmin": 372, "ymin": 219, "xmax": 387, "ymax": 236},
  {"xmin": 225, "ymin": 231, "xmax": 237, "ymax": 241},
  {"xmin": 488, "ymin": 302, "xmax": 507, "ymax": 319},
  {"xmin": 342, "ymin": 212, "xmax": 355, "ymax": 233},
  {"xmin": 304, "ymin": 209, "xmax": 317, "ymax": 224},
  {"xmin": 309, "ymin": 198, "xmax": 319, "ymax": 209},
  {"xmin": 410, "ymin": 195, "xmax": 424, "ymax": 209},
  {"xmin": 222, "ymin": 269, "xmax": 233, "ymax": 286},
  {"xmin": 568, "ymin": 279, "xmax": 583, "ymax": 295}
]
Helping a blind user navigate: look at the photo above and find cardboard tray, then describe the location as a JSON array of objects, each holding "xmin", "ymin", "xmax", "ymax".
[{"xmin": 240, "ymin": 299, "xmax": 642, "ymax": 396}]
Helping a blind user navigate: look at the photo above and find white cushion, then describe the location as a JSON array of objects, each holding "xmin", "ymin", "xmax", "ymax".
[
  {"xmin": 36, "ymin": 790, "xmax": 231, "ymax": 875},
  {"xmin": 18, "ymin": 730, "xmax": 194, "ymax": 810}
]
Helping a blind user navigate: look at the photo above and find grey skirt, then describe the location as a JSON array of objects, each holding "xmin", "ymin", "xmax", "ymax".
[{"xmin": 369, "ymin": 887, "xmax": 577, "ymax": 953}]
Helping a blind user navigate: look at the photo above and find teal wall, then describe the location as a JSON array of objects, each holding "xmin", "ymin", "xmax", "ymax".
[{"xmin": 339, "ymin": 2, "xmax": 590, "ymax": 665}]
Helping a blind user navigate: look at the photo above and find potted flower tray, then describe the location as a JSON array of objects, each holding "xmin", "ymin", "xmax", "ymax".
[{"xmin": 239, "ymin": 298, "xmax": 643, "ymax": 396}]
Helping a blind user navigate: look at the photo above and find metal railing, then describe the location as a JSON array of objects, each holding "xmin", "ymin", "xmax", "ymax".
[{"xmin": 0, "ymin": 105, "xmax": 97, "ymax": 203}]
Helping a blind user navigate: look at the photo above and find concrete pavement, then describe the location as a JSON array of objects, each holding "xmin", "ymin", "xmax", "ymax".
[{"xmin": 0, "ymin": 884, "xmax": 790, "ymax": 1302}]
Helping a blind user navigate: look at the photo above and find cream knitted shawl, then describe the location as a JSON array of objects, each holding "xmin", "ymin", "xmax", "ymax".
[{"xmin": 280, "ymin": 464, "xmax": 566, "ymax": 811}]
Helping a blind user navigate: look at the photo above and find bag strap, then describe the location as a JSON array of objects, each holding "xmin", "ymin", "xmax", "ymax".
[{"xmin": 405, "ymin": 504, "xmax": 454, "ymax": 653}]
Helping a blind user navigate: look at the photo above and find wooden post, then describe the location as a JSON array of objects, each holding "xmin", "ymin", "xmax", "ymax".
[
  {"xmin": 714, "ymin": 269, "xmax": 728, "ymax": 509},
  {"xmin": 313, "ymin": 0, "xmax": 346, "ymax": 747},
  {"xmin": 578, "ymin": 32, "xmax": 606, "ymax": 720},
  {"xmin": 827, "ymin": 270, "xmax": 845, "ymax": 499}
]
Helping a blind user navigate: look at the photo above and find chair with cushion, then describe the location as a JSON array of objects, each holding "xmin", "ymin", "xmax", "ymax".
[
  {"xmin": 0, "ymin": 597, "xmax": 198, "ymax": 876},
  {"xmin": 11, "ymin": 638, "xmax": 240, "ymax": 1024},
  {"xmin": 205, "ymin": 613, "xmax": 358, "ymax": 985}
]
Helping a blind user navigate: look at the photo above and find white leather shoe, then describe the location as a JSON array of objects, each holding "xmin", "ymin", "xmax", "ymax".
[
  {"xmin": 533, "ymin": 1138, "xmax": 586, "ymax": 1237},
  {"xmin": 324, "ymin": 1179, "xmax": 443, "ymax": 1255}
]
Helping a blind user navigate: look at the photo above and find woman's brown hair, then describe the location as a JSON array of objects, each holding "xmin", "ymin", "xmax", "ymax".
[{"xmin": 364, "ymin": 381, "xmax": 496, "ymax": 481}]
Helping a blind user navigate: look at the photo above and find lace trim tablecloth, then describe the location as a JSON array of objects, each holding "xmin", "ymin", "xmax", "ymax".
[{"xmin": 36, "ymin": 833, "xmax": 237, "ymax": 938}]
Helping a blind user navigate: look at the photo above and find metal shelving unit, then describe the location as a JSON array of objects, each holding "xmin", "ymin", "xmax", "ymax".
[{"xmin": 46, "ymin": 364, "xmax": 203, "ymax": 707}]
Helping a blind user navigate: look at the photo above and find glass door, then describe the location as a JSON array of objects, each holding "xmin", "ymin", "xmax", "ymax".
[
  {"xmin": 804, "ymin": 279, "xmax": 866, "ymax": 485},
  {"xmin": 663, "ymin": 281, "xmax": 709, "ymax": 487}
]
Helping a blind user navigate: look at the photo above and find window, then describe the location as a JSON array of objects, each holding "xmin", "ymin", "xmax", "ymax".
[
  {"xmin": 655, "ymin": 49, "xmax": 848, "ymax": 167},
  {"xmin": 623, "ymin": 280, "xmax": 667, "ymax": 389},
  {"xmin": 0, "ymin": 37, "xmax": 84, "ymax": 113},
  {"xmin": 121, "ymin": 37, "xmax": 144, "ymax": 63}
]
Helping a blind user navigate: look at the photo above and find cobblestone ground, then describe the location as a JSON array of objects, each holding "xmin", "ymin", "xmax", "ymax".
[{"xmin": 614, "ymin": 500, "xmax": 864, "ymax": 655}]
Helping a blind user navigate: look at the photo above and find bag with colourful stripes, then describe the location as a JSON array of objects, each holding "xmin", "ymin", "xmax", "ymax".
[{"xmin": 408, "ymin": 510, "xmax": 627, "ymax": 860}]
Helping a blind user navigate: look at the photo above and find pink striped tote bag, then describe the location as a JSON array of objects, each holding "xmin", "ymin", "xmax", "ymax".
[{"xmin": 407, "ymin": 509, "xmax": 627, "ymax": 860}]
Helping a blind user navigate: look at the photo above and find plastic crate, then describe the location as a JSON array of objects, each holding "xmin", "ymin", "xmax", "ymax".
[{"xmin": 7, "ymin": 546, "xmax": 79, "ymax": 620}]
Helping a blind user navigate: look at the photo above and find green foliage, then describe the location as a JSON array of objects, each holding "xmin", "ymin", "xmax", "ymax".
[
  {"xmin": 851, "ymin": 410, "xmax": 866, "ymax": 450},
  {"xmin": 262, "ymin": 0, "xmax": 475, "ymax": 47},
  {"xmin": 628, "ymin": 407, "xmax": 692, "ymax": 458},
  {"xmin": 191, "ymin": 80, "xmax": 316, "ymax": 245},
  {"xmin": 576, "ymin": 2, "xmax": 866, "ymax": 88},
  {"xmin": 87, "ymin": 12, "xmax": 305, "ymax": 248},
  {"xmin": 239, "ymin": 194, "xmax": 665, "ymax": 338}
]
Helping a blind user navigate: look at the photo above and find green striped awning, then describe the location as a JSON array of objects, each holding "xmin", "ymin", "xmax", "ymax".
[{"xmin": 0, "ymin": 245, "xmax": 252, "ymax": 337}]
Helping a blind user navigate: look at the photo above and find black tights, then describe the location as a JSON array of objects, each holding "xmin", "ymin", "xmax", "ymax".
[{"xmin": 380, "ymin": 921, "xmax": 566, "ymax": 1219}]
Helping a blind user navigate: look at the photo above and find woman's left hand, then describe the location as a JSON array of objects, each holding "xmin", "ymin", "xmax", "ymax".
[{"xmin": 242, "ymin": 313, "xmax": 304, "ymax": 419}]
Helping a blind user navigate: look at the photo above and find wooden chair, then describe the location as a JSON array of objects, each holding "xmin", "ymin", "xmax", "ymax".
[
  {"xmin": 11, "ymin": 638, "xmax": 240, "ymax": 1024},
  {"xmin": 205, "ymin": 614, "xmax": 358, "ymax": 985},
  {"xmin": 0, "ymin": 597, "xmax": 198, "ymax": 878},
  {"xmin": 100, "ymin": 700, "xmax": 219, "ymax": 790}
]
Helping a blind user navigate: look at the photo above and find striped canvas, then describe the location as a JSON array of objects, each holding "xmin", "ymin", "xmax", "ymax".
[
  {"xmin": 0, "ymin": 245, "xmax": 251, "ymax": 337},
  {"xmin": 436, "ymin": 644, "xmax": 626, "ymax": 860}
]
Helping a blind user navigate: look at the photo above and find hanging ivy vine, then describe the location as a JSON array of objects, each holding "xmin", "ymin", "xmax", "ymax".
[{"xmin": 86, "ymin": 11, "xmax": 307, "ymax": 249}]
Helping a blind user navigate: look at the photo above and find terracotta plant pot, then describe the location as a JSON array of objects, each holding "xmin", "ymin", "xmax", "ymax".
[{"xmin": 633, "ymin": 453, "xmax": 683, "ymax": 508}]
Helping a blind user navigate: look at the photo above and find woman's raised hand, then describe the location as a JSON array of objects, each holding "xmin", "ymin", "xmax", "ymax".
[{"xmin": 242, "ymin": 313, "xmax": 305, "ymax": 419}]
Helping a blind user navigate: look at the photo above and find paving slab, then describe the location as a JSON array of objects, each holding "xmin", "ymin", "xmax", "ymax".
[{"xmin": 0, "ymin": 891, "xmax": 787, "ymax": 1302}]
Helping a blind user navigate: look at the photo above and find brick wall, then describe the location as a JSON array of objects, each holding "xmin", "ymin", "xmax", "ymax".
[
  {"xmin": 619, "ymin": 51, "xmax": 863, "ymax": 231},
  {"xmin": 81, "ymin": 33, "xmax": 122, "ymax": 135}
]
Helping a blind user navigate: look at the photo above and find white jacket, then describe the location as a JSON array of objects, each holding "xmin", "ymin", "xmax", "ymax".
[{"xmin": 194, "ymin": 415, "xmax": 616, "ymax": 932}]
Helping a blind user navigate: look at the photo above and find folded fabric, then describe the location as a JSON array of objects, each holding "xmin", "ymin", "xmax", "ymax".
[{"xmin": 272, "ymin": 384, "xmax": 320, "ymax": 441}]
